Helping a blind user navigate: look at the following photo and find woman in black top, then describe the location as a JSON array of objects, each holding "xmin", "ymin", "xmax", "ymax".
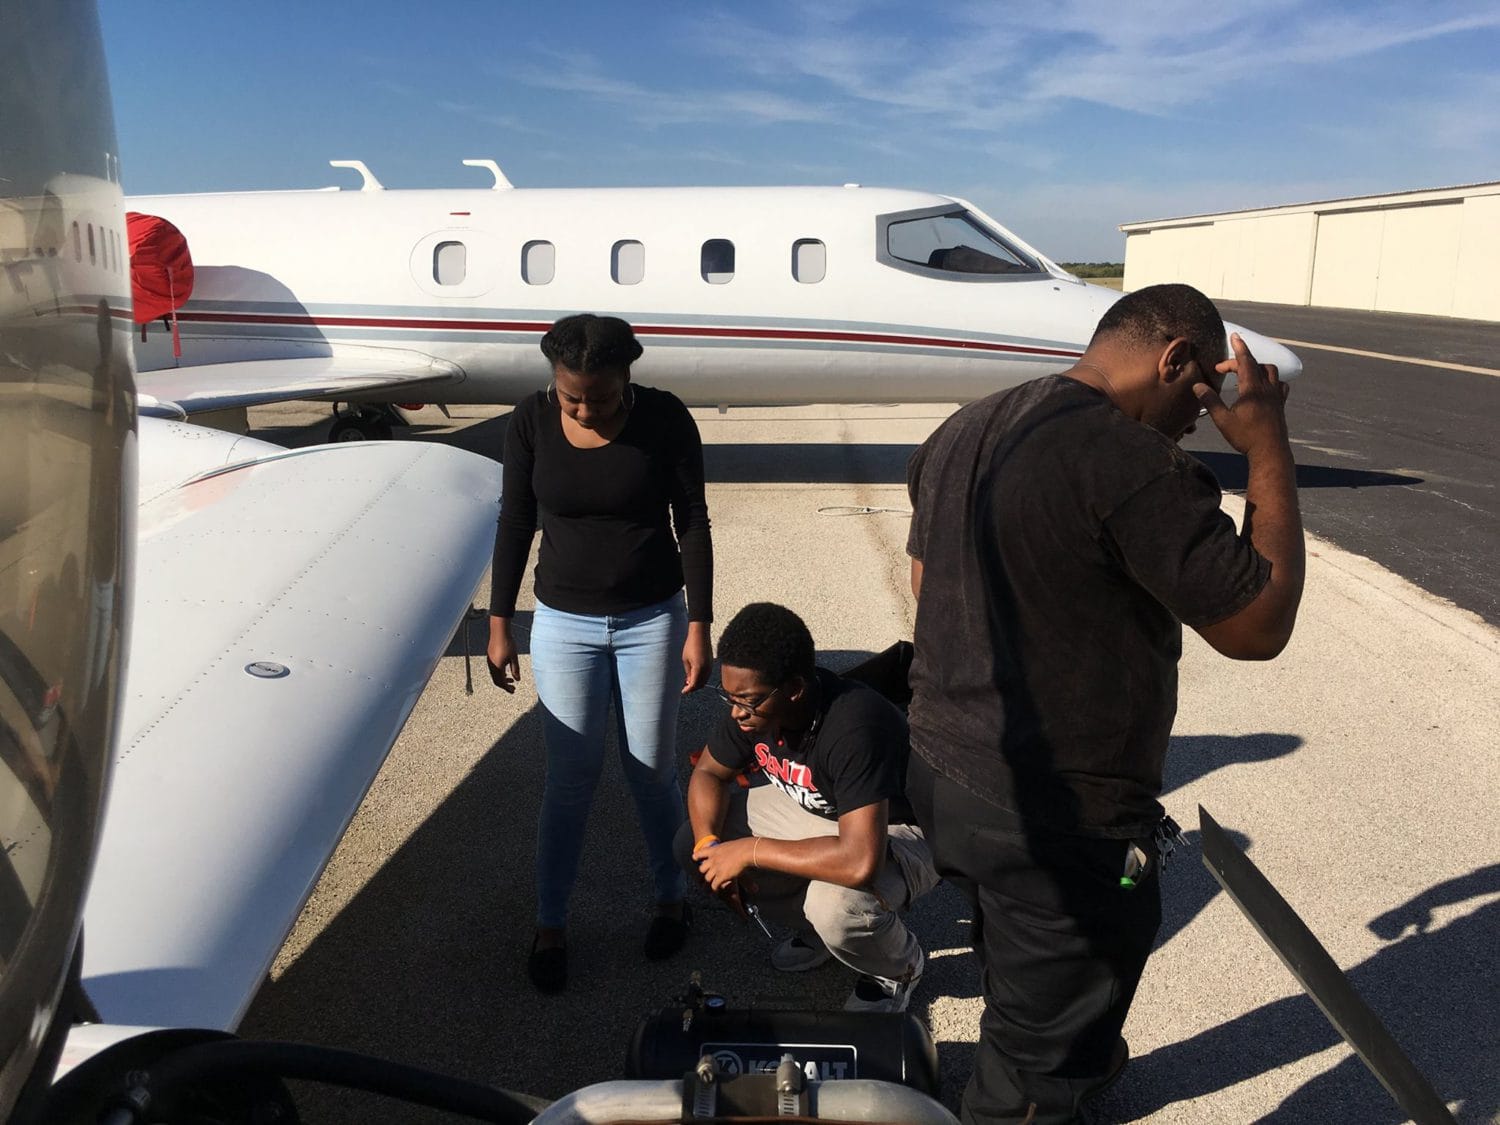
[{"xmin": 488, "ymin": 315, "xmax": 712, "ymax": 993}]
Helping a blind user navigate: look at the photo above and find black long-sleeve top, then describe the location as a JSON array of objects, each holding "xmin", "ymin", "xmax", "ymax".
[{"xmin": 489, "ymin": 385, "xmax": 713, "ymax": 622}]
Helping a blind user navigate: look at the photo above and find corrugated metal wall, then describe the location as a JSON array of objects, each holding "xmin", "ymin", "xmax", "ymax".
[{"xmin": 1121, "ymin": 184, "xmax": 1500, "ymax": 322}]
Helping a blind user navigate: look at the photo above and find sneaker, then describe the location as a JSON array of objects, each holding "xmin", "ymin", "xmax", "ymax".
[
  {"xmin": 771, "ymin": 932, "xmax": 832, "ymax": 972},
  {"xmin": 843, "ymin": 950, "xmax": 924, "ymax": 1013}
]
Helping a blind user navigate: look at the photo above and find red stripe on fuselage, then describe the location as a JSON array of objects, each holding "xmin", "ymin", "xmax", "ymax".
[
  {"xmin": 172, "ymin": 310, "xmax": 1083, "ymax": 359},
  {"xmin": 55, "ymin": 304, "xmax": 135, "ymax": 322}
]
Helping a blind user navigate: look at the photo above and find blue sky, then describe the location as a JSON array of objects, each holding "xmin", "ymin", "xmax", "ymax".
[{"xmin": 100, "ymin": 1, "xmax": 1500, "ymax": 261}]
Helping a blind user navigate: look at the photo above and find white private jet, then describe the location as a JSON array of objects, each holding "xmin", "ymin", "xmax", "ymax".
[{"xmin": 124, "ymin": 160, "xmax": 1301, "ymax": 441}]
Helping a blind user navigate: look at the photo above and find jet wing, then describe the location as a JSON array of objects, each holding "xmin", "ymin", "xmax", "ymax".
[
  {"xmin": 80, "ymin": 418, "xmax": 502, "ymax": 1031},
  {"xmin": 135, "ymin": 348, "xmax": 463, "ymax": 418}
]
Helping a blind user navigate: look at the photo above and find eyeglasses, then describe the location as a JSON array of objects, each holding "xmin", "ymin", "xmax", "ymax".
[{"xmin": 709, "ymin": 684, "xmax": 781, "ymax": 716}]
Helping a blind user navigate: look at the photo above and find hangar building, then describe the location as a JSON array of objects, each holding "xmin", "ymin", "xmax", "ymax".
[{"xmin": 1119, "ymin": 181, "xmax": 1500, "ymax": 322}]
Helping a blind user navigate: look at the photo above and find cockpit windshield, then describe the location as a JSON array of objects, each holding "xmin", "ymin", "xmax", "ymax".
[{"xmin": 879, "ymin": 207, "xmax": 1041, "ymax": 278}]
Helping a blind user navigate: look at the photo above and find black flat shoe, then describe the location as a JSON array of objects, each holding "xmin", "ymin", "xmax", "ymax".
[
  {"xmin": 528, "ymin": 935, "xmax": 567, "ymax": 994},
  {"xmin": 643, "ymin": 901, "xmax": 691, "ymax": 961}
]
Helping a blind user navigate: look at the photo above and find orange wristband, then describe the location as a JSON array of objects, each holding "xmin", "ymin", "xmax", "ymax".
[
  {"xmin": 694, "ymin": 834, "xmax": 720, "ymax": 852},
  {"xmin": 751, "ymin": 837, "xmax": 761, "ymax": 869}
]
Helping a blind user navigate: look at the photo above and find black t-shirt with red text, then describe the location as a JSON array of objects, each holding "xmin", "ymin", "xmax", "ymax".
[{"xmin": 706, "ymin": 667, "xmax": 913, "ymax": 824}]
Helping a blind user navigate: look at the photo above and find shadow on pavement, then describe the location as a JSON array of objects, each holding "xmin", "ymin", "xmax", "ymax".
[
  {"xmin": 1192, "ymin": 450, "xmax": 1422, "ymax": 491},
  {"xmin": 1164, "ymin": 733, "xmax": 1303, "ymax": 795},
  {"xmin": 407, "ymin": 414, "xmax": 509, "ymax": 462},
  {"xmin": 248, "ymin": 410, "xmax": 512, "ymax": 459},
  {"xmin": 1097, "ymin": 865, "xmax": 1499, "ymax": 1123},
  {"xmin": 239, "ymin": 692, "xmax": 729, "ymax": 1118},
  {"xmin": 238, "ymin": 652, "xmax": 969, "ymax": 1119},
  {"xmin": 235, "ymin": 640, "xmax": 1340, "ymax": 1123},
  {"xmin": 444, "ymin": 611, "xmax": 531, "ymax": 661},
  {"xmin": 704, "ymin": 443, "xmax": 916, "ymax": 485},
  {"xmin": 249, "ymin": 414, "xmax": 915, "ymax": 488}
]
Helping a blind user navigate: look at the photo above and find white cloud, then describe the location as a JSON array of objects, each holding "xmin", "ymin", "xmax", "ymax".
[
  {"xmin": 1386, "ymin": 73, "xmax": 1500, "ymax": 158},
  {"xmin": 370, "ymin": 77, "xmax": 417, "ymax": 98},
  {"xmin": 686, "ymin": 7, "xmax": 1034, "ymax": 130},
  {"xmin": 511, "ymin": 50, "xmax": 838, "ymax": 127},
  {"xmin": 1011, "ymin": 3, "xmax": 1500, "ymax": 115},
  {"xmin": 686, "ymin": 1, "xmax": 1500, "ymax": 124},
  {"xmin": 490, "ymin": 1, "xmax": 1499, "ymax": 213},
  {"xmin": 433, "ymin": 99, "xmax": 545, "ymax": 135}
]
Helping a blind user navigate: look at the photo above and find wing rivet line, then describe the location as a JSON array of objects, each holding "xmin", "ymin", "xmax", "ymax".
[{"xmin": 124, "ymin": 455, "xmax": 428, "ymax": 762}]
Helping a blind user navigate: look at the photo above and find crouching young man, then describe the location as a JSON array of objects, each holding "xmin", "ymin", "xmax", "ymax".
[{"xmin": 675, "ymin": 602, "xmax": 939, "ymax": 1012}]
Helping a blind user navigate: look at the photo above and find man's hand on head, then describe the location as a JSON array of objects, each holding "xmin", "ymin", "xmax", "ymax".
[
  {"xmin": 1191, "ymin": 332, "xmax": 1305, "ymax": 661},
  {"xmin": 1196, "ymin": 332, "xmax": 1292, "ymax": 460}
]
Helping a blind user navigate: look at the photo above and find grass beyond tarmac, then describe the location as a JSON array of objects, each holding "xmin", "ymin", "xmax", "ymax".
[{"xmin": 1057, "ymin": 262, "xmax": 1123, "ymax": 291}]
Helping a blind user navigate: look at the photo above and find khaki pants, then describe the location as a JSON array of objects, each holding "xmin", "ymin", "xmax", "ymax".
[{"xmin": 677, "ymin": 781, "xmax": 940, "ymax": 981}]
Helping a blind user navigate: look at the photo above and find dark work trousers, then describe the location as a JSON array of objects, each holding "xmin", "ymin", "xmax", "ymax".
[{"xmin": 908, "ymin": 753, "xmax": 1161, "ymax": 1125}]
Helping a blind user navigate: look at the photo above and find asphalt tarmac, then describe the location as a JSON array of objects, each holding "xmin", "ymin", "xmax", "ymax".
[
  {"xmin": 236, "ymin": 306, "xmax": 1497, "ymax": 1123},
  {"xmin": 1206, "ymin": 301, "xmax": 1500, "ymax": 626}
]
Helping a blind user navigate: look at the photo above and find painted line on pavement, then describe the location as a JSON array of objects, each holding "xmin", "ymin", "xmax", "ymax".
[{"xmin": 1277, "ymin": 338, "xmax": 1500, "ymax": 378}]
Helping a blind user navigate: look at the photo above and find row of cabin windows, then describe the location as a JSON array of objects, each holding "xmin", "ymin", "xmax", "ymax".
[
  {"xmin": 29, "ymin": 221, "xmax": 124, "ymax": 275},
  {"xmin": 431, "ymin": 238, "xmax": 828, "ymax": 288},
  {"xmin": 59, "ymin": 220, "xmax": 124, "ymax": 274}
]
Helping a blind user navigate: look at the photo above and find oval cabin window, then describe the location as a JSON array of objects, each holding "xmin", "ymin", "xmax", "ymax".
[
  {"xmin": 523, "ymin": 240, "xmax": 555, "ymax": 285},
  {"xmin": 433, "ymin": 241, "xmax": 467, "ymax": 286},
  {"xmin": 792, "ymin": 239, "xmax": 826, "ymax": 284},
  {"xmin": 612, "ymin": 240, "xmax": 645, "ymax": 285},
  {"xmin": 701, "ymin": 239, "xmax": 735, "ymax": 284}
]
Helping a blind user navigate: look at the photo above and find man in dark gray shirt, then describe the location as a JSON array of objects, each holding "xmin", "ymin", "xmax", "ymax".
[{"xmin": 906, "ymin": 284, "xmax": 1304, "ymax": 1125}]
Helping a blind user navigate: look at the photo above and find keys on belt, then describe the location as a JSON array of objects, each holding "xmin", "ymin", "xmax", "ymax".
[
  {"xmin": 1121, "ymin": 814, "xmax": 1190, "ymax": 889},
  {"xmin": 1154, "ymin": 814, "xmax": 1188, "ymax": 869}
]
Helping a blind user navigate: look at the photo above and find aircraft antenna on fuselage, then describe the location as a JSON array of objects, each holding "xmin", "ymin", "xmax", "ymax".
[
  {"xmin": 462, "ymin": 159, "xmax": 513, "ymax": 190},
  {"xmin": 328, "ymin": 160, "xmax": 384, "ymax": 191}
]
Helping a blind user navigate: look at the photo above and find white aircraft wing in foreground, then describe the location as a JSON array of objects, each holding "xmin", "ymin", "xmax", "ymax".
[{"xmin": 79, "ymin": 418, "xmax": 502, "ymax": 1032}]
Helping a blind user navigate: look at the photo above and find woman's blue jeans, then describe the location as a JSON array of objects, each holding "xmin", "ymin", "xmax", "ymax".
[{"xmin": 530, "ymin": 594, "xmax": 688, "ymax": 928}]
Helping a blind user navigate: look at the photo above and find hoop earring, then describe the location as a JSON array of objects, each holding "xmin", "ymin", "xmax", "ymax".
[
  {"xmin": 546, "ymin": 380, "xmax": 558, "ymax": 407},
  {"xmin": 622, "ymin": 383, "xmax": 636, "ymax": 412}
]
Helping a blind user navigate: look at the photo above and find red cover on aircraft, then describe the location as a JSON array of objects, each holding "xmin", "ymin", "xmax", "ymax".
[{"xmin": 126, "ymin": 211, "xmax": 194, "ymax": 324}]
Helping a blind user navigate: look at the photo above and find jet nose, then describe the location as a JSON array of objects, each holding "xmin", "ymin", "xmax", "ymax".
[{"xmin": 1221, "ymin": 321, "xmax": 1302, "ymax": 390}]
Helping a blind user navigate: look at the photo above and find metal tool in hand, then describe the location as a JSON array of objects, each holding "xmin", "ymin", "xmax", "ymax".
[{"xmin": 744, "ymin": 901, "xmax": 775, "ymax": 943}]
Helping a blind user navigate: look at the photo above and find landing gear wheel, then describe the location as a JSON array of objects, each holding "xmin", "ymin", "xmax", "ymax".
[
  {"xmin": 329, "ymin": 416, "xmax": 393, "ymax": 441},
  {"xmin": 328, "ymin": 402, "xmax": 397, "ymax": 442}
]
